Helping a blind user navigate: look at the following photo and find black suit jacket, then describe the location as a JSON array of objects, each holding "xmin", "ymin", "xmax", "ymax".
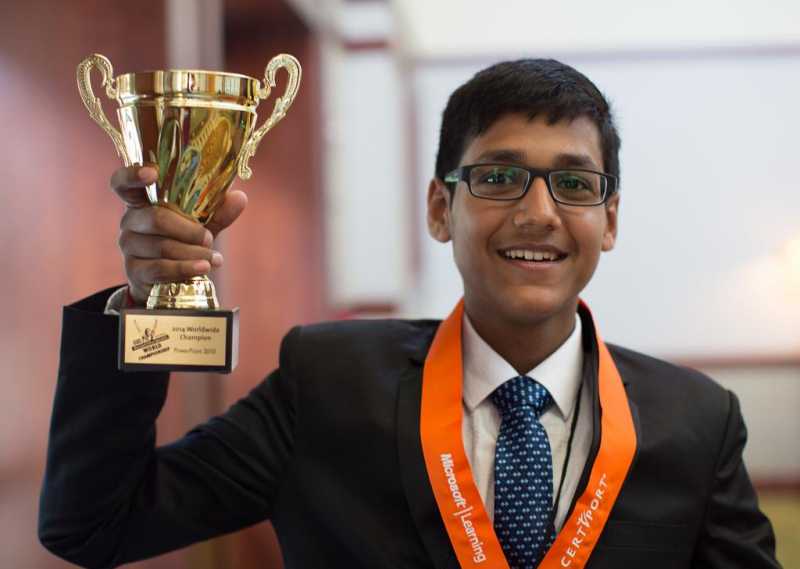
[{"xmin": 39, "ymin": 288, "xmax": 780, "ymax": 568}]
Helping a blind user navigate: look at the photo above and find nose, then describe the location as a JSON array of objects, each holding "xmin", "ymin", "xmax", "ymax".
[{"xmin": 512, "ymin": 175, "xmax": 560, "ymax": 229}]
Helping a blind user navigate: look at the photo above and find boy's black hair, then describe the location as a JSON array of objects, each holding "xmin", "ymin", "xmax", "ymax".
[{"xmin": 435, "ymin": 59, "xmax": 621, "ymax": 187}]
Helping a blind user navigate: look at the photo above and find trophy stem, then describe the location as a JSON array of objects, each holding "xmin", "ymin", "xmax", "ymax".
[{"xmin": 147, "ymin": 276, "xmax": 220, "ymax": 310}]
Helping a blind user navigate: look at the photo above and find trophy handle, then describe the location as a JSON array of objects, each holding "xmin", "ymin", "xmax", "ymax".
[
  {"xmin": 77, "ymin": 54, "xmax": 130, "ymax": 165},
  {"xmin": 237, "ymin": 54, "xmax": 302, "ymax": 180}
]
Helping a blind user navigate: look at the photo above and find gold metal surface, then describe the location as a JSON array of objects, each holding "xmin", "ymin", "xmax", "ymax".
[
  {"xmin": 77, "ymin": 53, "xmax": 302, "ymax": 310},
  {"xmin": 147, "ymin": 276, "xmax": 219, "ymax": 310}
]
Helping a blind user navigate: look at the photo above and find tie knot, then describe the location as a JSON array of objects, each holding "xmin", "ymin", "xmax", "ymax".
[{"xmin": 491, "ymin": 375, "xmax": 552, "ymax": 418}]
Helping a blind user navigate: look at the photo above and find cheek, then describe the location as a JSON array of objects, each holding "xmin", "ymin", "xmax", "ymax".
[
  {"xmin": 451, "ymin": 220, "xmax": 479, "ymax": 274},
  {"xmin": 565, "ymin": 215, "xmax": 607, "ymax": 275},
  {"xmin": 450, "ymin": 208, "xmax": 498, "ymax": 276}
]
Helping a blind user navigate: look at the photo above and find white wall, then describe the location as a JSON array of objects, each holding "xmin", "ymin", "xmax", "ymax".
[
  {"xmin": 394, "ymin": 0, "xmax": 800, "ymax": 58},
  {"xmin": 321, "ymin": 41, "xmax": 411, "ymax": 307},
  {"xmin": 706, "ymin": 366, "xmax": 800, "ymax": 480}
]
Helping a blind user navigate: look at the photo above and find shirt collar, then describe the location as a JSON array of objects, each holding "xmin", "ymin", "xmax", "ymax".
[{"xmin": 461, "ymin": 311, "xmax": 583, "ymax": 419}]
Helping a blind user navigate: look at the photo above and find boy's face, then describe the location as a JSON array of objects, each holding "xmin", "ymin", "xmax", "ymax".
[{"xmin": 427, "ymin": 113, "xmax": 619, "ymax": 328}]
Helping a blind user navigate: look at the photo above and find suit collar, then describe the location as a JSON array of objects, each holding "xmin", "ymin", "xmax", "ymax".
[
  {"xmin": 405, "ymin": 320, "xmax": 438, "ymax": 366},
  {"xmin": 396, "ymin": 364, "xmax": 460, "ymax": 569},
  {"xmin": 397, "ymin": 321, "xmax": 459, "ymax": 567},
  {"xmin": 461, "ymin": 311, "xmax": 584, "ymax": 418},
  {"xmin": 395, "ymin": 307, "xmax": 640, "ymax": 567},
  {"xmin": 566, "ymin": 303, "xmax": 640, "ymax": 519}
]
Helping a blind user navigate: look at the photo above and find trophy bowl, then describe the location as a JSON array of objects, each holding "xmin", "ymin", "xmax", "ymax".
[{"xmin": 77, "ymin": 53, "xmax": 301, "ymax": 310}]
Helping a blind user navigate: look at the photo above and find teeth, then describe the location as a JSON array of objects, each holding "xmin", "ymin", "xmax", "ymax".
[{"xmin": 503, "ymin": 249, "xmax": 561, "ymax": 261}]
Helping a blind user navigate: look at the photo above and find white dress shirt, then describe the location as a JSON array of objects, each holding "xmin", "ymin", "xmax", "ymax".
[{"xmin": 461, "ymin": 312, "xmax": 592, "ymax": 531}]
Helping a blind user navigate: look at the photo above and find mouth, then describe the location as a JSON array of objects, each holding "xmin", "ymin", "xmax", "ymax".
[{"xmin": 498, "ymin": 246, "xmax": 568, "ymax": 266}]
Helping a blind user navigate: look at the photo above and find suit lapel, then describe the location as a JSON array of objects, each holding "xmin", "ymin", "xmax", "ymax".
[
  {"xmin": 566, "ymin": 305, "xmax": 642, "ymax": 524},
  {"xmin": 392, "ymin": 309, "xmax": 644, "ymax": 568},
  {"xmin": 566, "ymin": 307, "xmax": 602, "ymax": 522},
  {"xmin": 396, "ymin": 326, "xmax": 460, "ymax": 569}
]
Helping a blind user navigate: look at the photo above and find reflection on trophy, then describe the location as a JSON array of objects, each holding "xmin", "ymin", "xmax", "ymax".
[{"xmin": 77, "ymin": 53, "xmax": 301, "ymax": 372}]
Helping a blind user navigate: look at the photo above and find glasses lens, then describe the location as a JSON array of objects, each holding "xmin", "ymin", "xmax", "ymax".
[
  {"xmin": 550, "ymin": 170, "xmax": 606, "ymax": 204},
  {"xmin": 469, "ymin": 165, "xmax": 528, "ymax": 199}
]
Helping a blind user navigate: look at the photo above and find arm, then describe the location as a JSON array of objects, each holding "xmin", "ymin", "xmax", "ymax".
[
  {"xmin": 39, "ymin": 289, "xmax": 298, "ymax": 568},
  {"xmin": 692, "ymin": 391, "xmax": 781, "ymax": 569}
]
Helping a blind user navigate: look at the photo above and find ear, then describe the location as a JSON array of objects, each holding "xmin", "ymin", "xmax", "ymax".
[
  {"xmin": 427, "ymin": 178, "xmax": 452, "ymax": 243},
  {"xmin": 601, "ymin": 193, "xmax": 619, "ymax": 252}
]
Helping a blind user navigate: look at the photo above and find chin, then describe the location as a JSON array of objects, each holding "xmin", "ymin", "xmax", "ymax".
[{"xmin": 494, "ymin": 286, "xmax": 578, "ymax": 326}]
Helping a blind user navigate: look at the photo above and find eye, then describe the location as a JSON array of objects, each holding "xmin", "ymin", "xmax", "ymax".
[
  {"xmin": 478, "ymin": 167, "xmax": 520, "ymax": 185},
  {"xmin": 554, "ymin": 173, "xmax": 592, "ymax": 192}
]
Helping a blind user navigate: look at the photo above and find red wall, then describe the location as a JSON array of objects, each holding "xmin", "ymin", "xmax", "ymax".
[{"xmin": 0, "ymin": 1, "xmax": 322, "ymax": 567}]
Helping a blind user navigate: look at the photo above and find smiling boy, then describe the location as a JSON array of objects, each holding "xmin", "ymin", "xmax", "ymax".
[
  {"xmin": 429, "ymin": 112, "xmax": 617, "ymax": 374},
  {"xmin": 40, "ymin": 59, "xmax": 780, "ymax": 568}
]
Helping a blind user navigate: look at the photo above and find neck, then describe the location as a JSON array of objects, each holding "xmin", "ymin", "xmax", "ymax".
[{"xmin": 464, "ymin": 299, "xmax": 578, "ymax": 374}]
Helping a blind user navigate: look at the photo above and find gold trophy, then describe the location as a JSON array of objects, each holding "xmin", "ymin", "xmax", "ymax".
[{"xmin": 77, "ymin": 53, "xmax": 301, "ymax": 373}]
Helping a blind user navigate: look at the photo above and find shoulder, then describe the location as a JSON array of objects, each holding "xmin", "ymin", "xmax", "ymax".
[
  {"xmin": 605, "ymin": 344, "xmax": 743, "ymax": 481},
  {"xmin": 289, "ymin": 318, "xmax": 441, "ymax": 350},
  {"xmin": 278, "ymin": 318, "xmax": 441, "ymax": 372},
  {"xmin": 293, "ymin": 318, "xmax": 440, "ymax": 341},
  {"xmin": 607, "ymin": 342, "xmax": 724, "ymax": 392},
  {"xmin": 605, "ymin": 342, "xmax": 732, "ymax": 419}
]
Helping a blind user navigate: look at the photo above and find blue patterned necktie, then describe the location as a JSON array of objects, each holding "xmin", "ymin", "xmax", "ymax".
[{"xmin": 491, "ymin": 375, "xmax": 556, "ymax": 568}]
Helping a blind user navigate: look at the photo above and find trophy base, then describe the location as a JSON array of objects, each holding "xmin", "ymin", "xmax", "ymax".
[{"xmin": 118, "ymin": 307, "xmax": 239, "ymax": 373}]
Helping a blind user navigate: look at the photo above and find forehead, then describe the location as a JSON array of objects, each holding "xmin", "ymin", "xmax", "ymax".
[{"xmin": 460, "ymin": 113, "xmax": 604, "ymax": 170}]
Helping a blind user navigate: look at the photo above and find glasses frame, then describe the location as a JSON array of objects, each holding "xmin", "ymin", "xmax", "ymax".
[{"xmin": 443, "ymin": 163, "xmax": 619, "ymax": 206}]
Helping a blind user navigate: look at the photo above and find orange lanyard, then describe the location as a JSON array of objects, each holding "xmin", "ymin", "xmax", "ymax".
[{"xmin": 420, "ymin": 299, "xmax": 637, "ymax": 568}]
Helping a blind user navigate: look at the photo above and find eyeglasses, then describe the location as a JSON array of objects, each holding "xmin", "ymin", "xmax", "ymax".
[{"xmin": 443, "ymin": 163, "xmax": 618, "ymax": 206}]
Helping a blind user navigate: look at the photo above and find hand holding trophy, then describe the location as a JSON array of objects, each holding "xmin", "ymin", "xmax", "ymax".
[{"xmin": 77, "ymin": 53, "xmax": 301, "ymax": 372}]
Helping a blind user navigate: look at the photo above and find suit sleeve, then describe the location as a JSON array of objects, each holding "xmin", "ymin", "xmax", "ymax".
[
  {"xmin": 692, "ymin": 390, "xmax": 781, "ymax": 569},
  {"xmin": 39, "ymin": 289, "xmax": 300, "ymax": 568}
]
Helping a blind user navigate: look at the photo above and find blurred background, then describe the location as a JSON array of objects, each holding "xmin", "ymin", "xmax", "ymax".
[{"xmin": 1, "ymin": 0, "xmax": 798, "ymax": 567}]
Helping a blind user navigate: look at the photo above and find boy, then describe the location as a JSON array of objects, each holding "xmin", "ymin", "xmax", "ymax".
[{"xmin": 40, "ymin": 59, "xmax": 780, "ymax": 568}]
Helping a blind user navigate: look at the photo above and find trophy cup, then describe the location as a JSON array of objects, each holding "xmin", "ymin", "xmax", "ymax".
[{"xmin": 77, "ymin": 53, "xmax": 301, "ymax": 373}]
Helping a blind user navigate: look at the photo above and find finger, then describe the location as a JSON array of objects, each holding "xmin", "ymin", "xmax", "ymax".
[
  {"xmin": 118, "ymin": 232, "xmax": 223, "ymax": 267},
  {"xmin": 126, "ymin": 257, "xmax": 212, "ymax": 289},
  {"xmin": 121, "ymin": 205, "xmax": 212, "ymax": 247},
  {"xmin": 110, "ymin": 165, "xmax": 158, "ymax": 207},
  {"xmin": 205, "ymin": 190, "xmax": 248, "ymax": 237}
]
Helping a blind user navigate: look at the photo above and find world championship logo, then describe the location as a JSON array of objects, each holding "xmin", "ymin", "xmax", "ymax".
[{"xmin": 130, "ymin": 318, "xmax": 171, "ymax": 360}]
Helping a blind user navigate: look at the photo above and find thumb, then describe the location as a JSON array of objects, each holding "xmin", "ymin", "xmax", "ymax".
[
  {"xmin": 205, "ymin": 190, "xmax": 248, "ymax": 237},
  {"xmin": 110, "ymin": 165, "xmax": 158, "ymax": 208}
]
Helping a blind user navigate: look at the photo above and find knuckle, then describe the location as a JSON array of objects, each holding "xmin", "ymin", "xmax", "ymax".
[
  {"xmin": 110, "ymin": 166, "xmax": 133, "ymax": 191},
  {"xmin": 123, "ymin": 256, "xmax": 140, "ymax": 281},
  {"xmin": 117, "ymin": 230, "xmax": 139, "ymax": 253},
  {"xmin": 196, "ymin": 226, "xmax": 211, "ymax": 246},
  {"xmin": 109, "ymin": 170, "xmax": 122, "ymax": 192},
  {"xmin": 120, "ymin": 207, "xmax": 133, "ymax": 230}
]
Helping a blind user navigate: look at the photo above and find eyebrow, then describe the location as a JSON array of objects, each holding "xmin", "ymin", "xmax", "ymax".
[
  {"xmin": 473, "ymin": 149, "xmax": 527, "ymax": 164},
  {"xmin": 551, "ymin": 153, "xmax": 599, "ymax": 169},
  {"xmin": 472, "ymin": 149, "xmax": 600, "ymax": 170}
]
